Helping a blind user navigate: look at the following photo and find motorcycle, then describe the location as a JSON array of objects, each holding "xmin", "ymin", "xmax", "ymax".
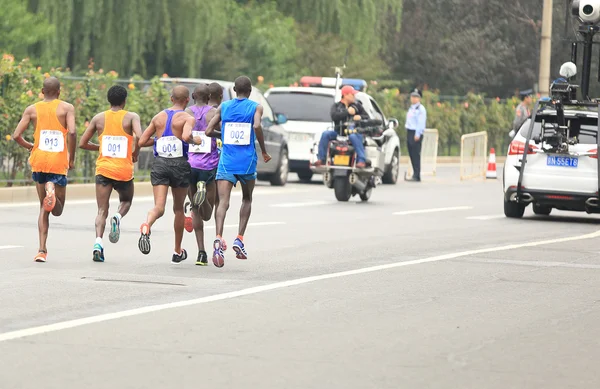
[{"xmin": 311, "ymin": 119, "xmax": 386, "ymax": 202}]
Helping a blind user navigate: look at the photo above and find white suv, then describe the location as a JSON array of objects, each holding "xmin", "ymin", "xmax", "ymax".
[{"xmin": 503, "ymin": 107, "xmax": 599, "ymax": 218}]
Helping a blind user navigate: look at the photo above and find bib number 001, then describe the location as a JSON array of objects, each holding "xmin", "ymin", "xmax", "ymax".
[
  {"xmin": 156, "ymin": 136, "xmax": 184, "ymax": 158},
  {"xmin": 39, "ymin": 130, "xmax": 65, "ymax": 153},
  {"xmin": 101, "ymin": 136, "xmax": 128, "ymax": 159},
  {"xmin": 224, "ymin": 123, "xmax": 251, "ymax": 145}
]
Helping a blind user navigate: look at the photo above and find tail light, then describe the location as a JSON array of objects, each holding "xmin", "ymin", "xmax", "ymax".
[
  {"xmin": 335, "ymin": 145, "xmax": 349, "ymax": 153},
  {"xmin": 588, "ymin": 149, "xmax": 598, "ymax": 159},
  {"xmin": 508, "ymin": 140, "xmax": 538, "ymax": 155}
]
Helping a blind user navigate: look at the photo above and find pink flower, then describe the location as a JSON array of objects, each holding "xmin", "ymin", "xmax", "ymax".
[{"xmin": 26, "ymin": 90, "xmax": 33, "ymax": 97}]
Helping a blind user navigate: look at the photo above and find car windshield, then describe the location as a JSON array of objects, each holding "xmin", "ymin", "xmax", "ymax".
[
  {"xmin": 267, "ymin": 92, "xmax": 333, "ymax": 122},
  {"xmin": 519, "ymin": 115, "xmax": 599, "ymax": 145}
]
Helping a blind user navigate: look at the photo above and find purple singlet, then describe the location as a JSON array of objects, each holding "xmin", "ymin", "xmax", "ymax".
[{"xmin": 188, "ymin": 105, "xmax": 219, "ymax": 170}]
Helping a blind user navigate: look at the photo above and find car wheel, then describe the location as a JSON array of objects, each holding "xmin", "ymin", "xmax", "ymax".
[
  {"xmin": 504, "ymin": 198, "xmax": 525, "ymax": 218},
  {"xmin": 270, "ymin": 147, "xmax": 289, "ymax": 186},
  {"xmin": 297, "ymin": 170, "xmax": 313, "ymax": 182},
  {"xmin": 533, "ymin": 203, "xmax": 552, "ymax": 216},
  {"xmin": 333, "ymin": 177, "xmax": 352, "ymax": 202},
  {"xmin": 382, "ymin": 148, "xmax": 399, "ymax": 184}
]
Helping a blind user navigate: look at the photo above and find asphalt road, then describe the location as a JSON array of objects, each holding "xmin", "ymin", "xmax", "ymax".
[{"xmin": 2, "ymin": 166, "xmax": 600, "ymax": 389}]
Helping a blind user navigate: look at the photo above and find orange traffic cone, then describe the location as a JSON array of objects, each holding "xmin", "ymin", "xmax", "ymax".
[{"xmin": 486, "ymin": 148, "xmax": 497, "ymax": 179}]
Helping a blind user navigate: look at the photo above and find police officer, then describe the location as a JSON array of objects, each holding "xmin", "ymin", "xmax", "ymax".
[
  {"xmin": 405, "ymin": 89, "xmax": 427, "ymax": 182},
  {"xmin": 509, "ymin": 89, "xmax": 532, "ymax": 138}
]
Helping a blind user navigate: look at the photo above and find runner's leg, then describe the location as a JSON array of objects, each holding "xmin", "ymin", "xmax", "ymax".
[
  {"xmin": 116, "ymin": 181, "xmax": 134, "ymax": 218},
  {"xmin": 215, "ymin": 180, "xmax": 234, "ymax": 237},
  {"xmin": 201, "ymin": 180, "xmax": 216, "ymax": 222},
  {"xmin": 35, "ymin": 183, "xmax": 50, "ymax": 254},
  {"xmin": 52, "ymin": 183, "xmax": 66, "ymax": 217},
  {"xmin": 95, "ymin": 182, "xmax": 112, "ymax": 240},
  {"xmin": 171, "ymin": 186, "xmax": 188, "ymax": 255},
  {"xmin": 147, "ymin": 185, "xmax": 168, "ymax": 227},
  {"xmin": 238, "ymin": 179, "xmax": 255, "ymax": 236}
]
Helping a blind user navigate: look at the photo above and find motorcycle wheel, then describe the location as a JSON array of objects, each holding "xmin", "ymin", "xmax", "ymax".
[
  {"xmin": 333, "ymin": 176, "xmax": 352, "ymax": 202},
  {"xmin": 359, "ymin": 188, "xmax": 373, "ymax": 202}
]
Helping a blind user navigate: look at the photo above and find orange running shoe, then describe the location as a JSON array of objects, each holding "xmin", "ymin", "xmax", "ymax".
[
  {"xmin": 34, "ymin": 251, "xmax": 47, "ymax": 263},
  {"xmin": 184, "ymin": 202, "xmax": 193, "ymax": 233},
  {"xmin": 43, "ymin": 182, "xmax": 56, "ymax": 212}
]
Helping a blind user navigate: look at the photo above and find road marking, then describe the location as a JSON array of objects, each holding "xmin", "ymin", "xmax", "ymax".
[
  {"xmin": 392, "ymin": 206, "xmax": 473, "ymax": 216},
  {"xmin": 271, "ymin": 201, "xmax": 329, "ymax": 208},
  {"xmin": 466, "ymin": 214, "xmax": 505, "ymax": 220},
  {"xmin": 467, "ymin": 258, "xmax": 600, "ymax": 270},
  {"xmin": 1, "ymin": 229, "xmax": 598, "ymax": 342},
  {"xmin": 205, "ymin": 221, "xmax": 285, "ymax": 229},
  {"xmin": 0, "ymin": 245, "xmax": 23, "ymax": 250}
]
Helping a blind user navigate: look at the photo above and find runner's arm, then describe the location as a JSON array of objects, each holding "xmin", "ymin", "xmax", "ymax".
[
  {"xmin": 79, "ymin": 114, "xmax": 100, "ymax": 151},
  {"xmin": 12, "ymin": 105, "xmax": 35, "ymax": 151},
  {"xmin": 205, "ymin": 108, "xmax": 221, "ymax": 138},
  {"xmin": 130, "ymin": 113, "xmax": 143, "ymax": 160},
  {"xmin": 254, "ymin": 105, "xmax": 267, "ymax": 154},
  {"xmin": 205, "ymin": 106, "xmax": 221, "ymax": 138},
  {"xmin": 66, "ymin": 103, "xmax": 77, "ymax": 166},
  {"xmin": 138, "ymin": 117, "xmax": 157, "ymax": 148},
  {"xmin": 182, "ymin": 115, "xmax": 196, "ymax": 143}
]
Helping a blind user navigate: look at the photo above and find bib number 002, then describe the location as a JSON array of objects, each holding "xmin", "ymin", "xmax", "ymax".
[
  {"xmin": 224, "ymin": 123, "xmax": 251, "ymax": 145},
  {"xmin": 101, "ymin": 135, "xmax": 128, "ymax": 159},
  {"xmin": 39, "ymin": 130, "xmax": 65, "ymax": 153}
]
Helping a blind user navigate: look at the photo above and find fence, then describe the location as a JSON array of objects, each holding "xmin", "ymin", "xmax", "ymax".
[
  {"xmin": 460, "ymin": 131, "xmax": 488, "ymax": 180},
  {"xmin": 406, "ymin": 129, "xmax": 439, "ymax": 179}
]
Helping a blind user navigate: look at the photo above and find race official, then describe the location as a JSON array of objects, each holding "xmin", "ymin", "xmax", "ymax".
[
  {"xmin": 405, "ymin": 88, "xmax": 427, "ymax": 182},
  {"xmin": 510, "ymin": 89, "xmax": 532, "ymax": 138}
]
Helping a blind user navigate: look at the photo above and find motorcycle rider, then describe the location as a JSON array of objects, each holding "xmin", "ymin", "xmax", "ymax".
[{"xmin": 314, "ymin": 85, "xmax": 369, "ymax": 168}]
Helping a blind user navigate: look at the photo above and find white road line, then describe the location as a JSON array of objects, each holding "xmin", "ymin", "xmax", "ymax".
[
  {"xmin": 392, "ymin": 206, "xmax": 473, "ymax": 216},
  {"xmin": 1, "ymin": 228, "xmax": 599, "ymax": 343},
  {"xmin": 205, "ymin": 221, "xmax": 286, "ymax": 229},
  {"xmin": 0, "ymin": 245, "xmax": 23, "ymax": 250},
  {"xmin": 271, "ymin": 201, "xmax": 329, "ymax": 208},
  {"xmin": 466, "ymin": 214, "xmax": 505, "ymax": 220},
  {"xmin": 467, "ymin": 258, "xmax": 600, "ymax": 269}
]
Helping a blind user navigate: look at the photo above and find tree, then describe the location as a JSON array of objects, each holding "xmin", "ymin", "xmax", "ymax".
[{"xmin": 0, "ymin": 0, "xmax": 54, "ymax": 60}]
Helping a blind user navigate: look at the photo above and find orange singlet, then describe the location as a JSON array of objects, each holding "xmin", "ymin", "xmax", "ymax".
[
  {"xmin": 29, "ymin": 99, "xmax": 69, "ymax": 175},
  {"xmin": 95, "ymin": 110, "xmax": 134, "ymax": 182}
]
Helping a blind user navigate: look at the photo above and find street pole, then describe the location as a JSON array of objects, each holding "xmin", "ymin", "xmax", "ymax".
[{"xmin": 538, "ymin": 0, "xmax": 553, "ymax": 97}]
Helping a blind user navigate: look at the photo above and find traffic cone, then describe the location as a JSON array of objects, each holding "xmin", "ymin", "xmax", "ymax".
[{"xmin": 486, "ymin": 148, "xmax": 497, "ymax": 179}]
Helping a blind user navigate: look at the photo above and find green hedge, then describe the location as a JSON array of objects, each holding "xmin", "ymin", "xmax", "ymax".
[{"xmin": 0, "ymin": 54, "xmax": 522, "ymax": 186}]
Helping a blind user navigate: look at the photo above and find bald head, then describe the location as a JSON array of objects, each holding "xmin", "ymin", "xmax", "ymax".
[
  {"xmin": 171, "ymin": 85, "xmax": 190, "ymax": 104},
  {"xmin": 192, "ymin": 84, "xmax": 209, "ymax": 103},
  {"xmin": 42, "ymin": 77, "xmax": 61, "ymax": 98},
  {"xmin": 234, "ymin": 76, "xmax": 252, "ymax": 97}
]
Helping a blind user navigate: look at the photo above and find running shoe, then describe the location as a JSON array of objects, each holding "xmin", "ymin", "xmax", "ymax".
[
  {"xmin": 34, "ymin": 251, "xmax": 47, "ymax": 263},
  {"xmin": 108, "ymin": 216, "xmax": 120, "ymax": 243},
  {"xmin": 184, "ymin": 202, "xmax": 193, "ymax": 233},
  {"xmin": 232, "ymin": 238, "xmax": 248, "ymax": 260},
  {"xmin": 138, "ymin": 223, "xmax": 151, "ymax": 255},
  {"xmin": 192, "ymin": 181, "xmax": 207, "ymax": 208},
  {"xmin": 196, "ymin": 250, "xmax": 208, "ymax": 266},
  {"xmin": 212, "ymin": 239, "xmax": 225, "ymax": 268},
  {"xmin": 93, "ymin": 243, "xmax": 105, "ymax": 262},
  {"xmin": 171, "ymin": 249, "xmax": 188, "ymax": 264},
  {"xmin": 43, "ymin": 182, "xmax": 56, "ymax": 212}
]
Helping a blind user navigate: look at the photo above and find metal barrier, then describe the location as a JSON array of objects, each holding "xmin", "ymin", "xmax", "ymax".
[
  {"xmin": 406, "ymin": 128, "xmax": 439, "ymax": 179},
  {"xmin": 460, "ymin": 131, "xmax": 488, "ymax": 180}
]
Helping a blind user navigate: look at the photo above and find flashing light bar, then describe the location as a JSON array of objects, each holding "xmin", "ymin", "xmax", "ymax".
[{"xmin": 299, "ymin": 76, "xmax": 367, "ymax": 91}]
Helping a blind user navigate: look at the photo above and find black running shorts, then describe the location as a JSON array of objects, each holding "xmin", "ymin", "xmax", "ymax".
[{"xmin": 150, "ymin": 157, "xmax": 191, "ymax": 188}]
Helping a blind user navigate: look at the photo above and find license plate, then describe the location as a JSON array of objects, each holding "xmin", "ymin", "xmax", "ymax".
[
  {"xmin": 290, "ymin": 133, "xmax": 312, "ymax": 142},
  {"xmin": 546, "ymin": 155, "xmax": 578, "ymax": 168},
  {"xmin": 333, "ymin": 155, "xmax": 350, "ymax": 166}
]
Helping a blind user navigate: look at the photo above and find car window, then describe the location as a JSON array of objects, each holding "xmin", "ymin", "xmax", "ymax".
[
  {"xmin": 519, "ymin": 116, "xmax": 599, "ymax": 145},
  {"xmin": 370, "ymin": 98, "xmax": 384, "ymax": 122},
  {"xmin": 266, "ymin": 92, "xmax": 334, "ymax": 122}
]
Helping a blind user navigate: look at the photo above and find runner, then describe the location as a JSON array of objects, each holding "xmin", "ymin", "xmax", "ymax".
[
  {"xmin": 12, "ymin": 77, "xmax": 76, "ymax": 262},
  {"xmin": 204, "ymin": 76, "xmax": 271, "ymax": 268},
  {"xmin": 182, "ymin": 83, "xmax": 223, "ymax": 266},
  {"xmin": 79, "ymin": 85, "xmax": 143, "ymax": 262},
  {"xmin": 137, "ymin": 85, "xmax": 195, "ymax": 264}
]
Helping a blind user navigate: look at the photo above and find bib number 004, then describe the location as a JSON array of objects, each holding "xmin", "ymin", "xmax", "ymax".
[
  {"xmin": 224, "ymin": 122, "xmax": 251, "ymax": 145},
  {"xmin": 156, "ymin": 136, "xmax": 184, "ymax": 158},
  {"xmin": 39, "ymin": 130, "xmax": 65, "ymax": 153},
  {"xmin": 101, "ymin": 135, "xmax": 128, "ymax": 159}
]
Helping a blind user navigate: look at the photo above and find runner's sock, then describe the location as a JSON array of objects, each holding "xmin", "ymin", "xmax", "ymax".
[
  {"xmin": 115, "ymin": 213, "xmax": 122, "ymax": 222},
  {"xmin": 96, "ymin": 237, "xmax": 103, "ymax": 247},
  {"xmin": 237, "ymin": 235, "xmax": 244, "ymax": 241}
]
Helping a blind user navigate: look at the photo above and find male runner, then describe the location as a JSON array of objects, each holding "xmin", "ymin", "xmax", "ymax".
[
  {"xmin": 205, "ymin": 76, "xmax": 271, "ymax": 267},
  {"xmin": 79, "ymin": 85, "xmax": 143, "ymax": 262},
  {"xmin": 12, "ymin": 77, "xmax": 76, "ymax": 262},
  {"xmin": 182, "ymin": 83, "xmax": 223, "ymax": 266},
  {"xmin": 137, "ymin": 85, "xmax": 195, "ymax": 264}
]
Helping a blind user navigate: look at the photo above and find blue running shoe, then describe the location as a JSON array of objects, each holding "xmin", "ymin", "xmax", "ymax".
[
  {"xmin": 212, "ymin": 239, "xmax": 225, "ymax": 268},
  {"xmin": 93, "ymin": 243, "xmax": 105, "ymax": 262},
  {"xmin": 109, "ymin": 216, "xmax": 120, "ymax": 243},
  {"xmin": 232, "ymin": 238, "xmax": 248, "ymax": 260}
]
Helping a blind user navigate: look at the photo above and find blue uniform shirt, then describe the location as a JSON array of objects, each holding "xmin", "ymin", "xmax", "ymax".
[
  {"xmin": 405, "ymin": 103, "xmax": 427, "ymax": 138},
  {"xmin": 218, "ymin": 98, "xmax": 258, "ymax": 174}
]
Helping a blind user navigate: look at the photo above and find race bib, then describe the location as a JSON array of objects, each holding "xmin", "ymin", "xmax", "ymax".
[
  {"xmin": 156, "ymin": 135, "xmax": 183, "ymax": 158},
  {"xmin": 39, "ymin": 130, "xmax": 64, "ymax": 153},
  {"xmin": 223, "ymin": 122, "xmax": 251, "ymax": 146},
  {"xmin": 101, "ymin": 135, "xmax": 128, "ymax": 159},
  {"xmin": 189, "ymin": 131, "xmax": 211, "ymax": 154}
]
